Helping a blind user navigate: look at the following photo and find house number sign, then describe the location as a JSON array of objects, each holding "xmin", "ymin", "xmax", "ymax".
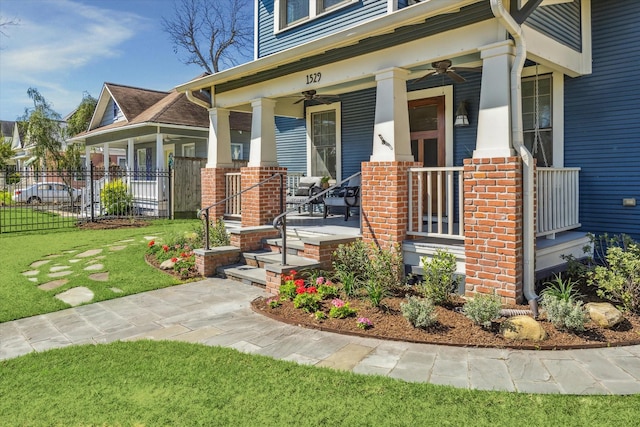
[{"xmin": 306, "ymin": 72, "xmax": 321, "ymax": 84}]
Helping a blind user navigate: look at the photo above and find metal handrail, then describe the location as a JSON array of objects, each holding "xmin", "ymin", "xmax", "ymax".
[
  {"xmin": 272, "ymin": 171, "xmax": 361, "ymax": 266},
  {"xmin": 198, "ymin": 173, "xmax": 285, "ymax": 250}
]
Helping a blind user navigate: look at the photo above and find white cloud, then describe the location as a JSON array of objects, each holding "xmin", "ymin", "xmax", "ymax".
[{"xmin": 0, "ymin": 0, "xmax": 146, "ymax": 80}]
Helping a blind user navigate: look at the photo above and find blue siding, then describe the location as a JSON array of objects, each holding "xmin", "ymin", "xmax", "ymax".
[
  {"xmin": 276, "ymin": 116, "xmax": 307, "ymax": 173},
  {"xmin": 527, "ymin": 0, "xmax": 581, "ymax": 51},
  {"xmin": 564, "ymin": 0, "xmax": 640, "ymax": 241},
  {"xmin": 99, "ymin": 98, "xmax": 124, "ymax": 127},
  {"xmin": 258, "ymin": 0, "xmax": 387, "ymax": 58},
  {"xmin": 340, "ymin": 88, "xmax": 376, "ymax": 178}
]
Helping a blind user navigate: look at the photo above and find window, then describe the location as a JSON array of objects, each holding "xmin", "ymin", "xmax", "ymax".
[
  {"xmin": 522, "ymin": 75, "xmax": 553, "ymax": 167},
  {"xmin": 277, "ymin": 0, "xmax": 354, "ymax": 30},
  {"xmin": 231, "ymin": 143, "xmax": 243, "ymax": 160},
  {"xmin": 306, "ymin": 103, "xmax": 341, "ymax": 180},
  {"xmin": 182, "ymin": 143, "xmax": 196, "ymax": 157}
]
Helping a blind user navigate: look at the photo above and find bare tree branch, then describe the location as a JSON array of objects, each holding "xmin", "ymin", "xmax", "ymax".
[{"xmin": 162, "ymin": 0, "xmax": 252, "ymax": 73}]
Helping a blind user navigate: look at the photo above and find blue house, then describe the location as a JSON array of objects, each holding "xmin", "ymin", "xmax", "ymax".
[{"xmin": 177, "ymin": 0, "xmax": 639, "ymax": 304}]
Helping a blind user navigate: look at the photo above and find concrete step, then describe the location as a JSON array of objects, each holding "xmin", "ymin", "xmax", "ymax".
[
  {"xmin": 243, "ymin": 250, "xmax": 321, "ymax": 269},
  {"xmin": 264, "ymin": 237, "xmax": 305, "ymax": 254},
  {"xmin": 217, "ymin": 264, "xmax": 266, "ymax": 288}
]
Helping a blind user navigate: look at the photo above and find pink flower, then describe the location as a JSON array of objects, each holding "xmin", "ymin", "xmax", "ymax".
[
  {"xmin": 331, "ymin": 298, "xmax": 345, "ymax": 308},
  {"xmin": 316, "ymin": 277, "xmax": 325, "ymax": 285}
]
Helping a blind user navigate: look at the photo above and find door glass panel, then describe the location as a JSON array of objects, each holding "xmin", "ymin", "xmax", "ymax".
[
  {"xmin": 311, "ymin": 110, "xmax": 337, "ymax": 178},
  {"xmin": 409, "ymin": 104, "xmax": 438, "ymax": 133},
  {"xmin": 423, "ymin": 139, "xmax": 438, "ymax": 167}
]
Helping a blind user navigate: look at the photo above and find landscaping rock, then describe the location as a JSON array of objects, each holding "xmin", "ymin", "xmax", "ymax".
[
  {"xmin": 585, "ymin": 302, "xmax": 624, "ymax": 328},
  {"xmin": 500, "ymin": 315, "xmax": 547, "ymax": 342},
  {"xmin": 160, "ymin": 259, "xmax": 176, "ymax": 270}
]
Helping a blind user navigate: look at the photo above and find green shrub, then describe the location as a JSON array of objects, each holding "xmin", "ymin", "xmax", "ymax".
[
  {"xmin": 541, "ymin": 274, "xmax": 583, "ymax": 302},
  {"xmin": 401, "ymin": 296, "xmax": 437, "ymax": 329},
  {"xmin": 589, "ymin": 243, "xmax": 640, "ymax": 313},
  {"xmin": 462, "ymin": 294, "xmax": 502, "ymax": 329},
  {"xmin": 0, "ymin": 191, "xmax": 13, "ymax": 205},
  {"xmin": 420, "ymin": 250, "xmax": 458, "ymax": 305},
  {"xmin": 317, "ymin": 284, "xmax": 338, "ymax": 300},
  {"xmin": 209, "ymin": 218, "xmax": 230, "ymax": 247},
  {"xmin": 7, "ymin": 172, "xmax": 20, "ymax": 185},
  {"xmin": 101, "ymin": 179, "xmax": 132, "ymax": 215},
  {"xmin": 334, "ymin": 270, "xmax": 361, "ymax": 298},
  {"xmin": 279, "ymin": 282, "xmax": 297, "ymax": 301},
  {"xmin": 364, "ymin": 278, "xmax": 389, "ymax": 308},
  {"xmin": 541, "ymin": 294, "xmax": 588, "ymax": 331},
  {"xmin": 365, "ymin": 243, "xmax": 405, "ymax": 288},
  {"xmin": 293, "ymin": 293, "xmax": 321, "ymax": 313},
  {"xmin": 332, "ymin": 240, "xmax": 369, "ymax": 282}
]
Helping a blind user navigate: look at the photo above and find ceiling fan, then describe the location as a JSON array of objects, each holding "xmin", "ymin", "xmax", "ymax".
[
  {"xmin": 293, "ymin": 90, "xmax": 339, "ymax": 105},
  {"xmin": 413, "ymin": 59, "xmax": 481, "ymax": 84}
]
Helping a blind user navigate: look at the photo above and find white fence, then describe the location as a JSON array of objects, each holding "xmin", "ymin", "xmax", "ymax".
[
  {"xmin": 408, "ymin": 167, "xmax": 465, "ymax": 240},
  {"xmin": 537, "ymin": 167, "xmax": 581, "ymax": 238}
]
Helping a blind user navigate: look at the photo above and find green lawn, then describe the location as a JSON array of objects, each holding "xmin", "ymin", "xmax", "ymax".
[
  {"xmin": 0, "ymin": 219, "xmax": 201, "ymax": 322},
  {"xmin": 0, "ymin": 341, "xmax": 638, "ymax": 426},
  {"xmin": 0, "ymin": 206, "xmax": 77, "ymax": 233}
]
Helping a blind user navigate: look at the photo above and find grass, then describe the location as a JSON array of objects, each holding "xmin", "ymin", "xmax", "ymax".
[
  {"xmin": 1, "ymin": 341, "xmax": 638, "ymax": 426},
  {"xmin": 0, "ymin": 219, "xmax": 202, "ymax": 322},
  {"xmin": 0, "ymin": 206, "xmax": 77, "ymax": 233}
]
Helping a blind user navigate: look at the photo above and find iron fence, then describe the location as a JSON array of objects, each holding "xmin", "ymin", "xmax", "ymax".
[{"xmin": 0, "ymin": 164, "xmax": 171, "ymax": 233}]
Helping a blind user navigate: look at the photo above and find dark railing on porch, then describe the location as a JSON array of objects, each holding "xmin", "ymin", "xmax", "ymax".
[
  {"xmin": 273, "ymin": 171, "xmax": 362, "ymax": 266},
  {"xmin": 198, "ymin": 173, "xmax": 285, "ymax": 250}
]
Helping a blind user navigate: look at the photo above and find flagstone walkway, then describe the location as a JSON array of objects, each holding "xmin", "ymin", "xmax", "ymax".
[{"xmin": 1, "ymin": 278, "xmax": 639, "ymax": 395}]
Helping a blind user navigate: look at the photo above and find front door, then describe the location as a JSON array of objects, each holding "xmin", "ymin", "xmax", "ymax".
[{"xmin": 409, "ymin": 96, "xmax": 445, "ymax": 213}]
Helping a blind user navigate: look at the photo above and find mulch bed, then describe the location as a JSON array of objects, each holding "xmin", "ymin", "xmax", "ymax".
[
  {"xmin": 78, "ymin": 219, "xmax": 151, "ymax": 230},
  {"xmin": 252, "ymin": 292, "xmax": 640, "ymax": 350}
]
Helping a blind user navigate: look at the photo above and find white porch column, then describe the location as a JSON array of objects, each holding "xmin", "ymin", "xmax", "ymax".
[
  {"xmin": 85, "ymin": 145, "xmax": 91, "ymax": 169},
  {"xmin": 249, "ymin": 98, "xmax": 278, "ymax": 167},
  {"xmin": 127, "ymin": 138, "xmax": 134, "ymax": 171},
  {"xmin": 103, "ymin": 142, "xmax": 109, "ymax": 169},
  {"xmin": 474, "ymin": 41, "xmax": 517, "ymax": 158},
  {"xmin": 156, "ymin": 133, "xmax": 164, "ymax": 170},
  {"xmin": 206, "ymin": 108, "xmax": 233, "ymax": 168},
  {"xmin": 370, "ymin": 68, "xmax": 413, "ymax": 162}
]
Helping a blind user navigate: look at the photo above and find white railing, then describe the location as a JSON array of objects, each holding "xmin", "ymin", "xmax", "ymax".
[
  {"xmin": 286, "ymin": 172, "xmax": 304, "ymax": 196},
  {"xmin": 537, "ymin": 167, "xmax": 581, "ymax": 238},
  {"xmin": 225, "ymin": 172, "xmax": 242, "ymax": 216},
  {"xmin": 408, "ymin": 167, "xmax": 464, "ymax": 240}
]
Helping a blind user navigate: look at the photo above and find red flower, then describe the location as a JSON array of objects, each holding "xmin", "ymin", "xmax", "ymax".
[
  {"xmin": 283, "ymin": 275, "xmax": 293, "ymax": 282},
  {"xmin": 296, "ymin": 286, "xmax": 306, "ymax": 294},
  {"xmin": 289, "ymin": 269, "xmax": 298, "ymax": 276},
  {"xmin": 294, "ymin": 279, "xmax": 305, "ymax": 287},
  {"xmin": 148, "ymin": 240, "xmax": 155, "ymax": 247},
  {"xmin": 171, "ymin": 257, "xmax": 178, "ymax": 263},
  {"xmin": 162, "ymin": 245, "xmax": 169, "ymax": 252},
  {"xmin": 306, "ymin": 286, "xmax": 317, "ymax": 294},
  {"xmin": 180, "ymin": 252, "xmax": 188, "ymax": 258}
]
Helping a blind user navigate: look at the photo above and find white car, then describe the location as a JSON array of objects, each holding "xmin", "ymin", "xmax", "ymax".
[{"xmin": 13, "ymin": 182, "xmax": 81, "ymax": 204}]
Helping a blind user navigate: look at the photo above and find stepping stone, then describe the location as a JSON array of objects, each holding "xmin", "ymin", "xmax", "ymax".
[
  {"xmin": 39, "ymin": 279, "xmax": 69, "ymax": 291},
  {"xmin": 28, "ymin": 278, "xmax": 38, "ymax": 283},
  {"xmin": 22, "ymin": 270, "xmax": 39, "ymax": 277},
  {"xmin": 144, "ymin": 236, "xmax": 158, "ymax": 241},
  {"xmin": 109, "ymin": 245, "xmax": 127, "ymax": 251},
  {"xmin": 110, "ymin": 287, "xmax": 123, "ymax": 293},
  {"xmin": 63, "ymin": 250, "xmax": 77, "ymax": 254},
  {"xmin": 76, "ymin": 249, "xmax": 103, "ymax": 258},
  {"xmin": 118, "ymin": 239, "xmax": 135, "ymax": 243},
  {"xmin": 50, "ymin": 266, "xmax": 70, "ymax": 272},
  {"xmin": 89, "ymin": 272, "xmax": 109, "ymax": 282},
  {"xmin": 95, "ymin": 255, "xmax": 106, "ymax": 260},
  {"xmin": 30, "ymin": 260, "xmax": 50, "ymax": 268},
  {"xmin": 55, "ymin": 287, "xmax": 94, "ymax": 306},
  {"xmin": 84, "ymin": 264, "xmax": 104, "ymax": 271},
  {"xmin": 44, "ymin": 254, "xmax": 61, "ymax": 259},
  {"xmin": 48, "ymin": 270, "xmax": 73, "ymax": 278},
  {"xmin": 69, "ymin": 259, "xmax": 81, "ymax": 263}
]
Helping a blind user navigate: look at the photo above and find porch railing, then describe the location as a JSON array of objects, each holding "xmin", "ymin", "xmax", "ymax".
[
  {"xmin": 408, "ymin": 167, "xmax": 464, "ymax": 240},
  {"xmin": 537, "ymin": 167, "xmax": 581, "ymax": 238},
  {"xmin": 224, "ymin": 172, "xmax": 241, "ymax": 216}
]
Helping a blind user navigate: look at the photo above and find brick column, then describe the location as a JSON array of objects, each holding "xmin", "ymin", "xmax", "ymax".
[
  {"xmin": 361, "ymin": 161, "xmax": 420, "ymax": 250},
  {"xmin": 240, "ymin": 166, "xmax": 287, "ymax": 227},
  {"xmin": 201, "ymin": 167, "xmax": 233, "ymax": 219},
  {"xmin": 463, "ymin": 157, "xmax": 523, "ymax": 304}
]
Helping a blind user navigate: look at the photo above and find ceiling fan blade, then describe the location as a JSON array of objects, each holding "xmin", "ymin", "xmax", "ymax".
[
  {"xmin": 315, "ymin": 96, "xmax": 339, "ymax": 104},
  {"xmin": 293, "ymin": 98, "xmax": 305, "ymax": 104},
  {"xmin": 446, "ymin": 70, "xmax": 466, "ymax": 83},
  {"xmin": 413, "ymin": 70, "xmax": 436, "ymax": 84},
  {"xmin": 452, "ymin": 66, "xmax": 482, "ymax": 73}
]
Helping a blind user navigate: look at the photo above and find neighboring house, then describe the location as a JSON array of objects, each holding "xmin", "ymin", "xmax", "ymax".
[
  {"xmin": 70, "ymin": 82, "xmax": 251, "ymax": 172},
  {"xmin": 176, "ymin": 0, "xmax": 639, "ymax": 305}
]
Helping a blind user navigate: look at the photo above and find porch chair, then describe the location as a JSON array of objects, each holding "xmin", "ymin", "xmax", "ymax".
[
  {"xmin": 286, "ymin": 176, "xmax": 325, "ymax": 215},
  {"xmin": 323, "ymin": 175, "xmax": 361, "ymax": 221}
]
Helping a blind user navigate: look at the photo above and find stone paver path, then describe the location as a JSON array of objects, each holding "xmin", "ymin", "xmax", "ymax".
[{"xmin": 2, "ymin": 279, "xmax": 639, "ymax": 395}]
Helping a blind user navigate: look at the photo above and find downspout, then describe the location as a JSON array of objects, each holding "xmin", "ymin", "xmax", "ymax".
[
  {"xmin": 185, "ymin": 90, "xmax": 211, "ymax": 110},
  {"xmin": 490, "ymin": 0, "xmax": 538, "ymax": 317}
]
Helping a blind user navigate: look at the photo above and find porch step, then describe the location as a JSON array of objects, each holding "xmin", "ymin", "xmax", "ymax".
[
  {"xmin": 217, "ymin": 264, "xmax": 266, "ymax": 288},
  {"xmin": 242, "ymin": 249, "xmax": 321, "ymax": 269},
  {"xmin": 264, "ymin": 237, "xmax": 305, "ymax": 254}
]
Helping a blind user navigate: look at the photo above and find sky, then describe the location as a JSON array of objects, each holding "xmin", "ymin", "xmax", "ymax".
[{"xmin": 0, "ymin": 0, "xmax": 251, "ymax": 121}]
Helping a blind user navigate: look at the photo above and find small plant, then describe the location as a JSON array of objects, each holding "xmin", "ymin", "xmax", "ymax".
[
  {"xmin": 589, "ymin": 243, "xmax": 640, "ymax": 313},
  {"xmin": 293, "ymin": 292, "xmax": 321, "ymax": 313},
  {"xmin": 208, "ymin": 218, "xmax": 230, "ymax": 247},
  {"xmin": 541, "ymin": 274, "xmax": 583, "ymax": 302},
  {"xmin": 314, "ymin": 311, "xmax": 326, "ymax": 321},
  {"xmin": 365, "ymin": 242, "xmax": 405, "ymax": 287},
  {"xmin": 332, "ymin": 240, "xmax": 369, "ymax": 282},
  {"xmin": 364, "ymin": 278, "xmax": 389, "ymax": 308},
  {"xmin": 317, "ymin": 283, "xmax": 338, "ymax": 300},
  {"xmin": 420, "ymin": 250, "xmax": 458, "ymax": 305},
  {"xmin": 356, "ymin": 317, "xmax": 373, "ymax": 330},
  {"xmin": 267, "ymin": 298, "xmax": 281, "ymax": 309},
  {"xmin": 279, "ymin": 270, "xmax": 299, "ymax": 300},
  {"xmin": 401, "ymin": 296, "xmax": 437, "ymax": 329},
  {"xmin": 101, "ymin": 179, "xmax": 133, "ymax": 215},
  {"xmin": 334, "ymin": 270, "xmax": 361, "ymax": 298},
  {"xmin": 462, "ymin": 294, "xmax": 502, "ymax": 329},
  {"xmin": 541, "ymin": 294, "xmax": 588, "ymax": 331},
  {"xmin": 328, "ymin": 298, "xmax": 357, "ymax": 319}
]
